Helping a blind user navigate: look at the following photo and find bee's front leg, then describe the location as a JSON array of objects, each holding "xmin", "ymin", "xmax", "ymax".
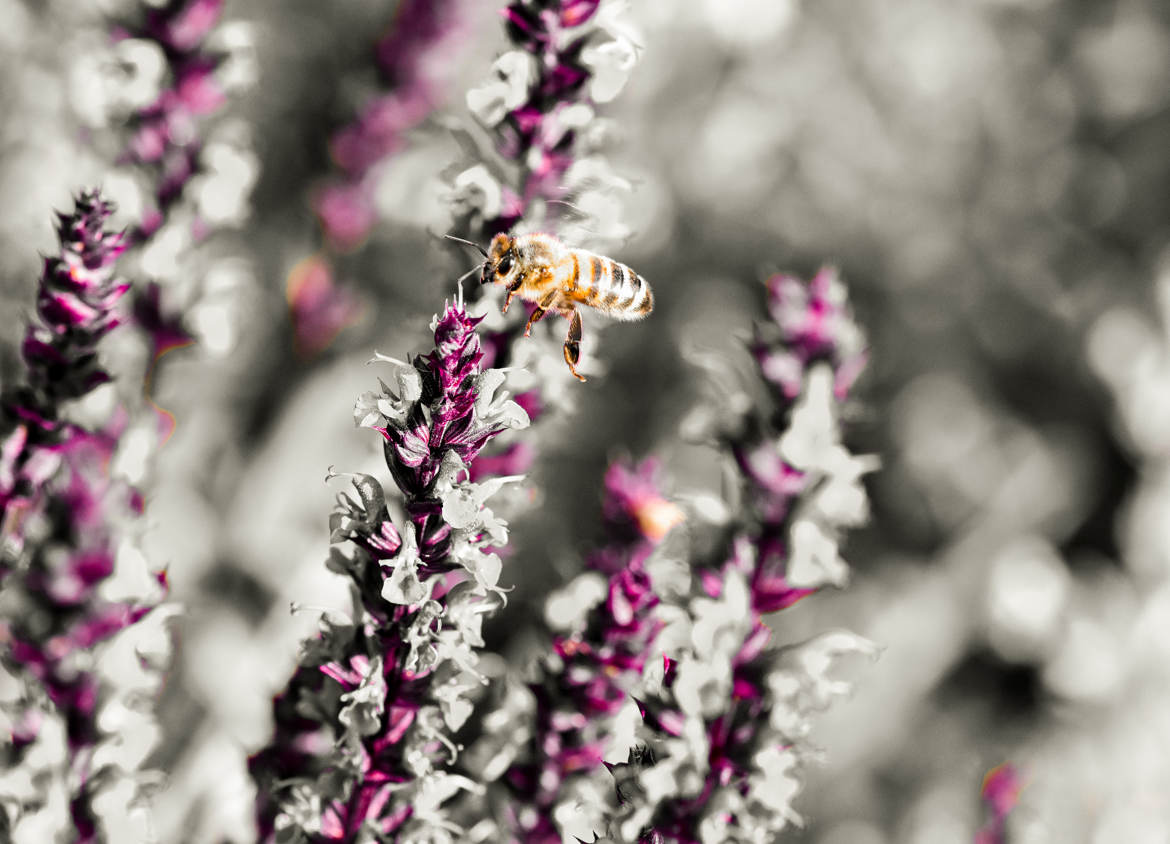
[
  {"xmin": 501, "ymin": 275, "xmax": 525, "ymax": 314},
  {"xmin": 562, "ymin": 309, "xmax": 586, "ymax": 382},
  {"xmin": 524, "ymin": 290, "xmax": 559, "ymax": 337}
]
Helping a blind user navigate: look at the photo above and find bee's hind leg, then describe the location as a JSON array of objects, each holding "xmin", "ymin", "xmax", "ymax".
[
  {"xmin": 524, "ymin": 290, "xmax": 559, "ymax": 338},
  {"xmin": 562, "ymin": 309, "xmax": 586, "ymax": 382}
]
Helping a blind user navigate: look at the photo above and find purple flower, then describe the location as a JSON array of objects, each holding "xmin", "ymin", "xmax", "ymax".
[{"xmin": 250, "ymin": 302, "xmax": 529, "ymax": 842}]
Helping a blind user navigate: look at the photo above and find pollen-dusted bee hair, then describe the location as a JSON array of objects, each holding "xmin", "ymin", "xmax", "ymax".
[{"xmin": 455, "ymin": 232, "xmax": 653, "ymax": 382}]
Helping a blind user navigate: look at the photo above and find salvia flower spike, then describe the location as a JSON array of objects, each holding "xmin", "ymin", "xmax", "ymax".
[
  {"xmin": 602, "ymin": 268, "xmax": 878, "ymax": 844},
  {"xmin": 0, "ymin": 190, "xmax": 166, "ymax": 841},
  {"xmin": 249, "ymin": 302, "xmax": 530, "ymax": 842}
]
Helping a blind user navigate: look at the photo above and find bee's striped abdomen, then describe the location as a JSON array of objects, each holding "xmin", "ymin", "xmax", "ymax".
[{"xmin": 569, "ymin": 249, "xmax": 653, "ymax": 320}]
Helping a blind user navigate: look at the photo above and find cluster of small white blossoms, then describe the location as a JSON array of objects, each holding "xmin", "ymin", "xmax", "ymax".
[{"xmin": 779, "ymin": 364, "xmax": 879, "ymax": 590}]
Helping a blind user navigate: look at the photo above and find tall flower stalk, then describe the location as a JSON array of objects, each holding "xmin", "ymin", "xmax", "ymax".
[
  {"xmin": 249, "ymin": 299, "xmax": 530, "ymax": 842},
  {"xmin": 601, "ymin": 268, "xmax": 878, "ymax": 843},
  {"xmin": 0, "ymin": 191, "xmax": 165, "ymax": 840}
]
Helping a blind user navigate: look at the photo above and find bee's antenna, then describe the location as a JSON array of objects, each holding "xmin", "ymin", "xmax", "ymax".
[
  {"xmin": 454, "ymin": 263, "xmax": 484, "ymax": 303},
  {"xmin": 455, "ymin": 264, "xmax": 486, "ymax": 286},
  {"xmin": 444, "ymin": 234, "xmax": 489, "ymax": 259}
]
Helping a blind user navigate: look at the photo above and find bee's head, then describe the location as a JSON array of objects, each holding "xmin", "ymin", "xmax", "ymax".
[{"xmin": 484, "ymin": 233, "xmax": 517, "ymax": 286}]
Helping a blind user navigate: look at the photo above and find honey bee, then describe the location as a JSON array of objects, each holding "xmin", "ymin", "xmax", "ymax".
[{"xmin": 448, "ymin": 232, "xmax": 653, "ymax": 382}]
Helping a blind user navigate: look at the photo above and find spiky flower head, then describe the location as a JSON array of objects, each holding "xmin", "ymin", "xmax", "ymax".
[
  {"xmin": 2, "ymin": 190, "xmax": 129, "ymax": 563},
  {"xmin": 19, "ymin": 191, "xmax": 129, "ymax": 412}
]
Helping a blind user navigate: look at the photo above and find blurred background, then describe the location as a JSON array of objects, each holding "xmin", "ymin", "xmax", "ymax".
[{"xmin": 2, "ymin": 0, "xmax": 1170, "ymax": 841}]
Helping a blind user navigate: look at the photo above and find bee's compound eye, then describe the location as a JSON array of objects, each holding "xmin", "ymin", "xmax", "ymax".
[{"xmin": 497, "ymin": 255, "xmax": 513, "ymax": 276}]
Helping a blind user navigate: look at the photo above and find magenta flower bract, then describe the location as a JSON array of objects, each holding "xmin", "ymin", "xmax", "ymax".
[{"xmin": 976, "ymin": 763, "xmax": 1023, "ymax": 844}]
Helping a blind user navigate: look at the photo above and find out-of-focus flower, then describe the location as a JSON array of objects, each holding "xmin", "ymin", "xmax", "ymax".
[
  {"xmin": 249, "ymin": 302, "xmax": 530, "ymax": 842},
  {"xmin": 190, "ymin": 127, "xmax": 259, "ymax": 227},
  {"xmin": 285, "ymin": 255, "xmax": 367, "ymax": 359},
  {"xmin": 111, "ymin": 0, "xmax": 256, "ymax": 243},
  {"xmin": 71, "ymin": 1, "xmax": 259, "ymax": 365},
  {"xmin": 589, "ymin": 458, "xmax": 685, "ymax": 575},
  {"xmin": 753, "ymin": 267, "xmax": 866, "ymax": 401},
  {"xmin": 70, "ymin": 37, "xmax": 168, "ymax": 127}
]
